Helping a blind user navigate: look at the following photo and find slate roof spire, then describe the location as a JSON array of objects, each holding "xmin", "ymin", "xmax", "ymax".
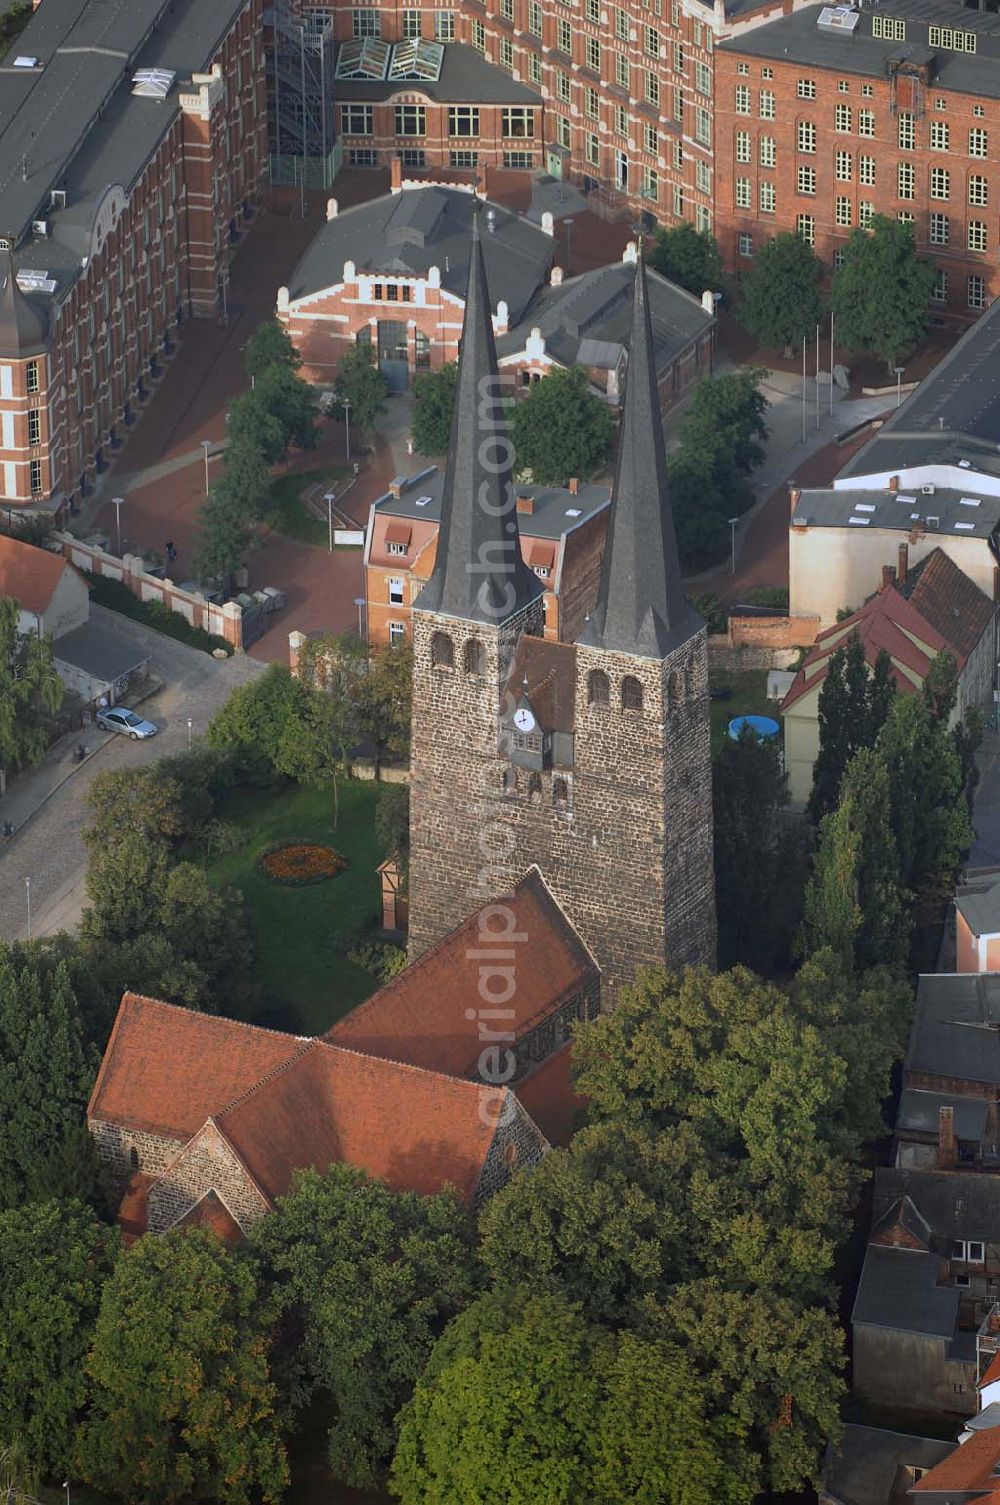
[
  {"xmin": 0, "ymin": 250, "xmax": 47, "ymax": 359},
  {"xmin": 415, "ymin": 202, "xmax": 542, "ymax": 625},
  {"xmin": 578, "ymin": 254, "xmax": 696, "ymax": 660}
]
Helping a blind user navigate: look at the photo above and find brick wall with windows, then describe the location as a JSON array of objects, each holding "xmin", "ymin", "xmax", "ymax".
[
  {"xmin": 336, "ymin": 92, "xmax": 540, "ymax": 174},
  {"xmin": 715, "ymin": 39, "xmax": 1000, "ymax": 320}
]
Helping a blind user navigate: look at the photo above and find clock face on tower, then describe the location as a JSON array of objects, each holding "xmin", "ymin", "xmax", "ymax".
[{"xmin": 513, "ymin": 707, "xmax": 536, "ymax": 733}]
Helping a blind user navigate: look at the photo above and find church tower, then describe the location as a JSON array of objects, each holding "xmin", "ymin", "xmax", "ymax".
[
  {"xmin": 406, "ymin": 206, "xmax": 545, "ymax": 957},
  {"xmin": 407, "ymin": 237, "xmax": 715, "ymax": 995}
]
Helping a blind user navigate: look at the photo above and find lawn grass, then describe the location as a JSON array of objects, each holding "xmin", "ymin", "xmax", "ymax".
[
  {"xmin": 709, "ymin": 667, "xmax": 772, "ymax": 756},
  {"xmin": 208, "ymin": 778, "xmax": 382, "ymax": 1035},
  {"xmin": 269, "ymin": 466, "xmax": 352, "ymax": 546}
]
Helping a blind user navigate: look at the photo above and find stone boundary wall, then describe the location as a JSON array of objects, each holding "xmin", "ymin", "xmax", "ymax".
[
  {"xmin": 56, "ymin": 533, "xmax": 244, "ymax": 649},
  {"xmin": 725, "ymin": 614, "xmax": 820, "ymax": 649}
]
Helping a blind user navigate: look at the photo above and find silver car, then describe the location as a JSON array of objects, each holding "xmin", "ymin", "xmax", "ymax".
[{"xmin": 96, "ymin": 706, "xmax": 158, "ymax": 740}]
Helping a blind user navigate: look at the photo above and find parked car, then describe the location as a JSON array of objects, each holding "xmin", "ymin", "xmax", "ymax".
[{"xmin": 96, "ymin": 706, "xmax": 158, "ymax": 740}]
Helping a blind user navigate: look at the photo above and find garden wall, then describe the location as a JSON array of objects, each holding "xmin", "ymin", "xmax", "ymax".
[{"xmin": 56, "ymin": 533, "xmax": 244, "ymax": 649}]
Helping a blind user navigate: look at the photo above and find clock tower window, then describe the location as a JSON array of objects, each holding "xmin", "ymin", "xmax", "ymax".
[
  {"xmin": 587, "ymin": 668, "xmax": 610, "ymax": 707},
  {"xmin": 431, "ymin": 630, "xmax": 454, "ymax": 669},
  {"xmin": 463, "ymin": 638, "xmax": 484, "ymax": 675},
  {"xmin": 621, "ymin": 676, "xmax": 644, "ymax": 713}
]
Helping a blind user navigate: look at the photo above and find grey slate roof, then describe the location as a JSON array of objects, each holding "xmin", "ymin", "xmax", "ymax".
[
  {"xmin": 838, "ymin": 299, "xmax": 1000, "ymax": 485},
  {"xmin": 496, "ymin": 261, "xmax": 714, "ymax": 381},
  {"xmin": 908, "ymin": 973, "xmax": 1000, "ymax": 1089},
  {"xmin": 956, "ymin": 879, "xmax": 1000, "ymax": 938},
  {"xmin": 0, "ymin": 251, "xmax": 46, "ymax": 357},
  {"xmin": 53, "ymin": 620, "xmax": 151, "ymax": 681},
  {"xmin": 287, "ymin": 187, "xmax": 552, "ymax": 325},
  {"xmin": 335, "ymin": 41, "xmax": 540, "ymax": 103},
  {"xmin": 853, "ymin": 1245, "xmax": 959, "ymax": 1338},
  {"xmin": 372, "ymin": 466, "xmax": 609, "ymax": 540},
  {"xmin": 413, "ymin": 206, "xmax": 542, "ymax": 625},
  {"xmin": 822, "ymin": 1426, "xmax": 953, "ymax": 1505},
  {"xmin": 791, "ymin": 486, "xmax": 1000, "ymax": 539},
  {"xmin": 719, "ymin": 0, "xmax": 1000, "ymax": 101},
  {"xmin": 897, "ymin": 1090, "xmax": 990, "ymax": 1143},
  {"xmin": 577, "ymin": 252, "xmax": 697, "ymax": 660},
  {"xmin": 872, "ymin": 1166, "xmax": 1000, "ymax": 1245}
]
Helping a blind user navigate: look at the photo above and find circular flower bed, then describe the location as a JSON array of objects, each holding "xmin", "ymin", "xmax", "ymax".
[{"xmin": 260, "ymin": 843, "xmax": 348, "ymax": 886}]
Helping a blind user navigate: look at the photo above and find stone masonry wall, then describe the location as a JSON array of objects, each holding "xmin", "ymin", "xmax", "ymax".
[
  {"xmin": 474, "ymin": 1091, "xmax": 549, "ymax": 1205},
  {"xmin": 90, "ymin": 1118, "xmax": 185, "ymax": 1182},
  {"xmin": 145, "ymin": 1123, "xmax": 269, "ymax": 1235}
]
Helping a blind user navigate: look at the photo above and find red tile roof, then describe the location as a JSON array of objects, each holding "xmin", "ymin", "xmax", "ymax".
[
  {"xmin": 514, "ymin": 1044, "xmax": 588, "ymax": 1148},
  {"xmin": 912, "ymin": 1423, "xmax": 1000, "ymax": 1494},
  {"xmin": 981, "ymin": 1353, "xmax": 1000, "ymax": 1391},
  {"xmin": 174, "ymin": 1190, "xmax": 244, "ymax": 1243},
  {"xmin": 906, "ymin": 548, "xmax": 995, "ymax": 663},
  {"xmin": 87, "ymin": 993, "xmax": 306, "ymax": 1141},
  {"xmin": 217, "ymin": 1039, "xmax": 517, "ymax": 1205},
  {"xmin": 327, "ymin": 869, "xmax": 596, "ymax": 1077},
  {"xmin": 0, "ymin": 534, "xmax": 71, "ymax": 615}
]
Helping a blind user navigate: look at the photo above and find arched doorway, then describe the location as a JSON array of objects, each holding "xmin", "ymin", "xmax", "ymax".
[{"xmin": 377, "ymin": 320, "xmax": 410, "ymax": 390}]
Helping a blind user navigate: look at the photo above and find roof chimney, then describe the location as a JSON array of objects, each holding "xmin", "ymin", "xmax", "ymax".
[
  {"xmin": 326, "ymin": 197, "xmax": 338, "ymax": 220},
  {"xmin": 516, "ymin": 493, "xmax": 535, "ymax": 514},
  {"xmin": 568, "ymin": 477, "xmax": 579, "ymax": 495},
  {"xmin": 939, "ymin": 1105, "xmax": 957, "ymax": 1171},
  {"xmin": 702, "ymin": 290, "xmax": 715, "ymax": 315},
  {"xmin": 389, "ymin": 475, "xmax": 405, "ymax": 499},
  {"xmin": 550, "ymin": 266, "xmax": 564, "ymax": 287},
  {"xmin": 898, "ymin": 541, "xmax": 908, "ymax": 585},
  {"xmin": 881, "ymin": 564, "xmax": 896, "ymax": 589},
  {"xmin": 390, "ymin": 156, "xmax": 403, "ymax": 193},
  {"xmin": 789, "ymin": 486, "xmax": 801, "ymax": 516},
  {"xmin": 889, "ymin": 475, "xmax": 899, "ymax": 493}
]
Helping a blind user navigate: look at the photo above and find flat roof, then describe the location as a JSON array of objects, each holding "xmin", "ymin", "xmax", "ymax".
[
  {"xmin": 852, "ymin": 1245, "xmax": 959, "ymax": 1339},
  {"xmin": 792, "ymin": 484, "xmax": 1000, "ymax": 538},
  {"xmin": 719, "ymin": 0, "xmax": 1000, "ymax": 99},
  {"xmin": 53, "ymin": 619, "xmax": 151, "ymax": 680},
  {"xmin": 907, "ymin": 972, "xmax": 1000, "ymax": 1087},
  {"xmin": 335, "ymin": 41, "xmax": 541, "ymax": 104},
  {"xmin": 372, "ymin": 465, "xmax": 609, "ymax": 540}
]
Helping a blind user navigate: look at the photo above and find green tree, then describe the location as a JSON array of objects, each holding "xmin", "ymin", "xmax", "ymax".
[
  {"xmin": 0, "ymin": 593, "xmax": 63, "ymax": 774},
  {"xmin": 511, "ymin": 365, "xmax": 614, "ymax": 485},
  {"xmin": 808, "ymin": 635, "xmax": 895, "ymax": 823},
  {"xmin": 227, "ymin": 391, "xmax": 288, "ymax": 467},
  {"xmin": 244, "ymin": 318, "xmax": 302, "ymax": 380},
  {"xmin": 800, "ymin": 748, "xmax": 910, "ymax": 975},
  {"xmin": 667, "ymin": 453, "xmax": 731, "ymax": 572},
  {"xmin": 217, "ymin": 442, "xmax": 272, "ymax": 523},
  {"xmin": 738, "ymin": 232, "xmax": 824, "ymax": 355},
  {"xmin": 0, "ymin": 951, "xmax": 96, "ymax": 1210},
  {"xmin": 713, "ymin": 726, "xmax": 804, "ymax": 972},
  {"xmin": 830, "ymin": 215, "xmax": 936, "ymax": 371},
  {"xmin": 192, "ymin": 485, "xmax": 256, "ymax": 586},
  {"xmin": 255, "ymin": 363, "xmax": 318, "ymax": 455},
  {"xmin": 376, "ymin": 782, "xmax": 410, "ymax": 874},
  {"xmin": 250, "ymin": 1164, "xmax": 480, "ymax": 1489},
  {"xmin": 207, "ymin": 663, "xmax": 315, "ymax": 782},
  {"xmin": 922, "ymin": 649, "xmax": 959, "ymax": 723},
  {"xmin": 333, "ymin": 344, "xmax": 389, "ymax": 436},
  {"xmin": 0, "ymin": 1199, "xmax": 116, "ymax": 1479},
  {"xmin": 356, "ymin": 642, "xmax": 413, "ymax": 775},
  {"xmin": 76, "ymin": 1229, "xmax": 288, "ymax": 1505},
  {"xmin": 85, "ymin": 766, "xmax": 188, "ymax": 850},
  {"xmin": 412, "ymin": 362, "xmax": 458, "ymax": 455},
  {"xmin": 678, "ymin": 368, "xmax": 769, "ymax": 483},
  {"xmin": 646, "ymin": 223, "xmax": 724, "ymax": 297}
]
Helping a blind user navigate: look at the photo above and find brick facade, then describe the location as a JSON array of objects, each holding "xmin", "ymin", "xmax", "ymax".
[{"xmin": 145, "ymin": 1122, "xmax": 269, "ymax": 1235}]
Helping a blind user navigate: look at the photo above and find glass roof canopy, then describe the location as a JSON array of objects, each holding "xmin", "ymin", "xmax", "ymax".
[{"xmin": 334, "ymin": 38, "xmax": 444, "ymax": 81}]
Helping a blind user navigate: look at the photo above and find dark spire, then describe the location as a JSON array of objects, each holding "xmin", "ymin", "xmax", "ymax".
[
  {"xmin": 0, "ymin": 250, "xmax": 47, "ymax": 359},
  {"xmin": 578, "ymin": 254, "xmax": 696, "ymax": 660},
  {"xmin": 415, "ymin": 203, "xmax": 542, "ymax": 625}
]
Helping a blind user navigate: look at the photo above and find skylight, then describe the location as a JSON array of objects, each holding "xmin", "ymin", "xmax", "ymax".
[
  {"xmin": 954, "ymin": 521, "xmax": 975, "ymax": 530},
  {"xmin": 414, "ymin": 496, "xmax": 433, "ymax": 507},
  {"xmin": 565, "ymin": 508, "xmax": 582, "ymax": 517},
  {"xmin": 848, "ymin": 517, "xmax": 870, "ymax": 526},
  {"xmin": 388, "ymin": 39, "xmax": 444, "ymax": 80},
  {"xmin": 335, "ymin": 38, "xmax": 391, "ymax": 79},
  {"xmin": 818, "ymin": 6, "xmax": 859, "ymax": 31},
  {"xmin": 131, "ymin": 68, "xmax": 176, "ymax": 99},
  {"xmin": 960, "ymin": 496, "xmax": 982, "ymax": 507},
  {"xmin": 16, "ymin": 268, "xmax": 56, "ymax": 293},
  {"xmin": 854, "ymin": 503, "xmax": 876, "ymax": 513}
]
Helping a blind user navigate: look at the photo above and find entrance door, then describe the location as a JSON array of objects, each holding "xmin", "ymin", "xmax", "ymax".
[
  {"xmin": 377, "ymin": 320, "xmax": 410, "ymax": 391},
  {"xmin": 615, "ymin": 150, "xmax": 628, "ymax": 192}
]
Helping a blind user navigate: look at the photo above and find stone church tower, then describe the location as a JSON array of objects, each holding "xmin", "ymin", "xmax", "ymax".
[{"xmin": 407, "ymin": 221, "xmax": 715, "ymax": 995}]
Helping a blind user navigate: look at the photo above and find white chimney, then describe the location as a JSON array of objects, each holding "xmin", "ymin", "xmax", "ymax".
[
  {"xmin": 541, "ymin": 210, "xmax": 554, "ymax": 236},
  {"xmin": 702, "ymin": 290, "xmax": 715, "ymax": 315},
  {"xmin": 551, "ymin": 266, "xmax": 564, "ymax": 286},
  {"xmin": 326, "ymin": 197, "xmax": 339, "ymax": 220},
  {"xmin": 622, "ymin": 240, "xmax": 638, "ymax": 265},
  {"xmin": 277, "ymin": 285, "xmax": 289, "ymax": 312}
]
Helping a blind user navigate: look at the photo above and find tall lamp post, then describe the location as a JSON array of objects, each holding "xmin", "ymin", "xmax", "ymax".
[
  {"xmin": 353, "ymin": 595, "xmax": 365, "ymax": 639},
  {"xmin": 112, "ymin": 496, "xmax": 124, "ymax": 556},
  {"xmin": 201, "ymin": 439, "xmax": 212, "ymax": 495},
  {"xmin": 563, "ymin": 217, "xmax": 574, "ymax": 275},
  {"xmin": 894, "ymin": 365, "xmax": 905, "ymax": 409},
  {"xmin": 324, "ymin": 492, "xmax": 336, "ymax": 553},
  {"xmin": 342, "ymin": 399, "xmax": 351, "ymax": 461},
  {"xmin": 187, "ymin": 717, "xmax": 193, "ymax": 749},
  {"xmin": 24, "ymin": 876, "xmax": 31, "ymax": 941},
  {"xmin": 728, "ymin": 517, "xmax": 739, "ymax": 577}
]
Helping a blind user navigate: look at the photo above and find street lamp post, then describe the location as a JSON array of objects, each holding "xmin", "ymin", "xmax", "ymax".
[
  {"xmin": 894, "ymin": 366, "xmax": 905, "ymax": 408},
  {"xmin": 63, "ymin": 1481, "xmax": 70, "ymax": 1505},
  {"xmin": 353, "ymin": 595, "xmax": 365, "ymax": 639},
  {"xmin": 111, "ymin": 496, "xmax": 124, "ymax": 556},
  {"xmin": 187, "ymin": 717, "xmax": 193, "ymax": 750},
  {"xmin": 342, "ymin": 400, "xmax": 351, "ymax": 461},
  {"xmin": 202, "ymin": 439, "xmax": 212, "ymax": 496},
  {"xmin": 564, "ymin": 217, "xmax": 574, "ymax": 274},
  {"xmin": 324, "ymin": 492, "xmax": 336, "ymax": 552},
  {"xmin": 24, "ymin": 876, "xmax": 31, "ymax": 942},
  {"xmin": 728, "ymin": 517, "xmax": 739, "ymax": 577}
]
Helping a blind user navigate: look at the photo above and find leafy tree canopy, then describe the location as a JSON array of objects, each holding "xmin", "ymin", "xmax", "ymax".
[
  {"xmin": 250, "ymin": 1164, "xmax": 480, "ymax": 1489},
  {"xmin": 243, "ymin": 318, "xmax": 302, "ymax": 380},
  {"xmin": 76, "ymin": 1229, "xmax": 288, "ymax": 1505},
  {"xmin": 830, "ymin": 215, "xmax": 936, "ymax": 370},
  {"xmin": 255, "ymin": 363, "xmax": 318, "ymax": 456},
  {"xmin": 646, "ymin": 223, "xmax": 724, "ymax": 298},
  {"xmin": 412, "ymin": 362, "xmax": 458, "ymax": 456},
  {"xmin": 227, "ymin": 391, "xmax": 288, "ymax": 468},
  {"xmin": 511, "ymin": 365, "xmax": 614, "ymax": 485},
  {"xmin": 192, "ymin": 484, "xmax": 257, "ymax": 586},
  {"xmin": 207, "ymin": 663, "xmax": 315, "ymax": 782},
  {"xmin": 738, "ymin": 232, "xmax": 824, "ymax": 353},
  {"xmin": 0, "ymin": 1198, "xmax": 116, "ymax": 1479},
  {"xmin": 808, "ymin": 635, "xmax": 895, "ymax": 824},
  {"xmin": 0, "ymin": 594, "xmax": 63, "ymax": 773},
  {"xmin": 333, "ymin": 344, "xmax": 389, "ymax": 435}
]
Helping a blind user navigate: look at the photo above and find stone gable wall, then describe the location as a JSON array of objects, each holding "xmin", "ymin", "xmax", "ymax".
[
  {"xmin": 145, "ymin": 1124, "xmax": 269, "ymax": 1236},
  {"xmin": 90, "ymin": 1117, "xmax": 185, "ymax": 1182},
  {"xmin": 474, "ymin": 1092, "xmax": 549, "ymax": 1205}
]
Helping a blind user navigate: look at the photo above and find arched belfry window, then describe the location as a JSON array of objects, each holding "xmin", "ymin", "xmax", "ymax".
[
  {"xmin": 588, "ymin": 669, "xmax": 610, "ymax": 707},
  {"xmin": 668, "ymin": 671, "xmax": 682, "ymax": 706},
  {"xmin": 622, "ymin": 675, "xmax": 643, "ymax": 713},
  {"xmin": 464, "ymin": 638, "xmax": 485, "ymax": 676},
  {"xmin": 528, "ymin": 771, "xmax": 542, "ymax": 803},
  {"xmin": 431, "ymin": 630, "xmax": 454, "ymax": 669},
  {"xmin": 553, "ymin": 776, "xmax": 569, "ymax": 808},
  {"xmin": 503, "ymin": 768, "xmax": 518, "ymax": 794}
]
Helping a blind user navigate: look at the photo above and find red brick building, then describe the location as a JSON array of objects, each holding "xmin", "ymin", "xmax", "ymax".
[
  {"xmin": 0, "ymin": 0, "xmax": 268, "ymax": 514},
  {"xmin": 715, "ymin": 0, "xmax": 1000, "ymax": 319}
]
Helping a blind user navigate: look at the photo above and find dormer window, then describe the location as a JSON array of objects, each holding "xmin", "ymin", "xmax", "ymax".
[
  {"xmin": 952, "ymin": 1240, "xmax": 985, "ymax": 1263},
  {"xmin": 387, "ymin": 540, "xmax": 407, "ymax": 556}
]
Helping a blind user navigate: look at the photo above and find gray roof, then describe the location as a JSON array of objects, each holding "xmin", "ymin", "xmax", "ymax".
[
  {"xmin": 496, "ymin": 261, "xmax": 714, "ymax": 380},
  {"xmin": 414, "ymin": 207, "xmax": 542, "ymax": 625},
  {"xmin": 0, "ymin": 250, "xmax": 46, "ymax": 356},
  {"xmin": 822, "ymin": 1426, "xmax": 953, "ymax": 1505},
  {"xmin": 335, "ymin": 41, "xmax": 540, "ymax": 103},
  {"xmin": 287, "ymin": 186, "xmax": 553, "ymax": 325},
  {"xmin": 791, "ymin": 486, "xmax": 1000, "ymax": 541},
  {"xmin": 908, "ymin": 973, "xmax": 1000, "ymax": 1088},
  {"xmin": 0, "ymin": 0, "xmax": 250, "ymax": 298},
  {"xmin": 577, "ymin": 252, "xmax": 697, "ymax": 660},
  {"xmin": 957, "ymin": 879, "xmax": 1000, "ymax": 938},
  {"xmin": 719, "ymin": 0, "xmax": 1000, "ymax": 101},
  {"xmin": 838, "ymin": 300, "xmax": 1000, "ymax": 485},
  {"xmin": 852, "ymin": 1245, "xmax": 959, "ymax": 1339},
  {"xmin": 372, "ymin": 465, "xmax": 609, "ymax": 540},
  {"xmin": 53, "ymin": 620, "xmax": 151, "ymax": 680},
  {"xmin": 897, "ymin": 1090, "xmax": 990, "ymax": 1143},
  {"xmin": 873, "ymin": 1166, "xmax": 1000, "ymax": 1244}
]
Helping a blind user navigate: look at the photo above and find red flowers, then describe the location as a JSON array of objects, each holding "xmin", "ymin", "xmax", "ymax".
[{"xmin": 260, "ymin": 844, "xmax": 347, "ymax": 886}]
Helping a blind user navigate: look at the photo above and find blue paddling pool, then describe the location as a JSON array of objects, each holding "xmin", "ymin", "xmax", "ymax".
[{"xmin": 728, "ymin": 714, "xmax": 781, "ymax": 742}]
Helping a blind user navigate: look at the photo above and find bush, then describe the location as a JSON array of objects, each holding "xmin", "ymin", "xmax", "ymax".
[
  {"xmin": 347, "ymin": 940, "xmax": 407, "ymax": 982},
  {"xmin": 85, "ymin": 575, "xmax": 233, "ymax": 656}
]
